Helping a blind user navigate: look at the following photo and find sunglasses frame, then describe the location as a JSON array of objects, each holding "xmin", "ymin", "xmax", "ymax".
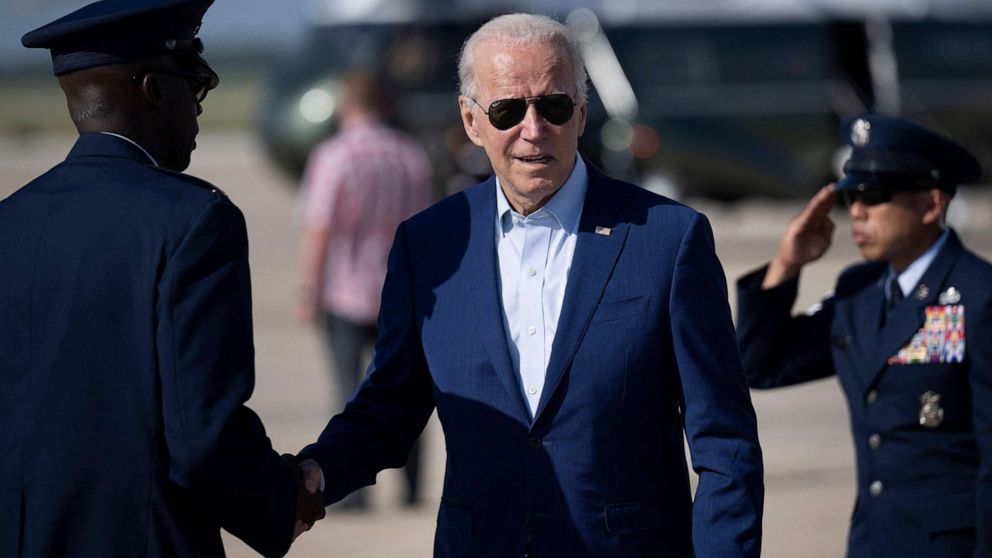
[
  {"xmin": 132, "ymin": 65, "xmax": 216, "ymax": 104},
  {"xmin": 839, "ymin": 181, "xmax": 938, "ymax": 208},
  {"xmin": 840, "ymin": 188, "xmax": 894, "ymax": 208},
  {"xmin": 470, "ymin": 93, "xmax": 576, "ymax": 130}
]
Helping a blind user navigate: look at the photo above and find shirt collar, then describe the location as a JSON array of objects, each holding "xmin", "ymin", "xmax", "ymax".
[
  {"xmin": 891, "ymin": 228, "xmax": 950, "ymax": 296},
  {"xmin": 99, "ymin": 132, "xmax": 159, "ymax": 167},
  {"xmin": 495, "ymin": 155, "xmax": 587, "ymax": 236}
]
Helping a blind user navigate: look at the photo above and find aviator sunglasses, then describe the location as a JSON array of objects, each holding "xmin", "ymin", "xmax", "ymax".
[
  {"xmin": 471, "ymin": 93, "xmax": 576, "ymax": 130},
  {"xmin": 839, "ymin": 182, "xmax": 935, "ymax": 208},
  {"xmin": 839, "ymin": 188, "xmax": 894, "ymax": 207}
]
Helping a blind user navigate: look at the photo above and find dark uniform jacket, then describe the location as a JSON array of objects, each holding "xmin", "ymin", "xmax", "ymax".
[
  {"xmin": 737, "ymin": 230, "xmax": 992, "ymax": 557},
  {"xmin": 0, "ymin": 133, "xmax": 296, "ymax": 557}
]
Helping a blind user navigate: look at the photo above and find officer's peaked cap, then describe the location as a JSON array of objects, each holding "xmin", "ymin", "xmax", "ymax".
[
  {"xmin": 22, "ymin": 0, "xmax": 214, "ymax": 76},
  {"xmin": 837, "ymin": 112, "xmax": 981, "ymax": 195}
]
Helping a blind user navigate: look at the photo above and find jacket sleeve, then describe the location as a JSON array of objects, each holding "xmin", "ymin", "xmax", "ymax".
[
  {"xmin": 670, "ymin": 213, "xmax": 764, "ymax": 557},
  {"xmin": 157, "ymin": 198, "xmax": 296, "ymax": 557},
  {"xmin": 735, "ymin": 265, "xmax": 836, "ymax": 389},
  {"xmin": 970, "ymin": 296, "xmax": 992, "ymax": 556},
  {"xmin": 299, "ymin": 220, "xmax": 436, "ymax": 505}
]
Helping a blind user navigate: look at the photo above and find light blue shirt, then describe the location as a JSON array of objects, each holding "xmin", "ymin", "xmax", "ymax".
[
  {"xmin": 889, "ymin": 229, "xmax": 950, "ymax": 298},
  {"xmin": 495, "ymin": 156, "xmax": 587, "ymax": 417}
]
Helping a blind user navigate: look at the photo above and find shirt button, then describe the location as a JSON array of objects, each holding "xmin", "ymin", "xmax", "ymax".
[
  {"xmin": 512, "ymin": 217, "xmax": 520, "ymax": 225},
  {"xmin": 868, "ymin": 434, "xmax": 881, "ymax": 450},
  {"xmin": 527, "ymin": 326, "xmax": 537, "ymax": 335},
  {"xmin": 528, "ymin": 268, "xmax": 537, "ymax": 277},
  {"xmin": 527, "ymin": 386, "xmax": 537, "ymax": 395},
  {"xmin": 866, "ymin": 390, "xmax": 878, "ymax": 405},
  {"xmin": 869, "ymin": 481, "xmax": 884, "ymax": 497}
]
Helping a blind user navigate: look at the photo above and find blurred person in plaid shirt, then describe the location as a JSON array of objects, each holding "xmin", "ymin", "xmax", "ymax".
[{"xmin": 296, "ymin": 71, "xmax": 434, "ymax": 510}]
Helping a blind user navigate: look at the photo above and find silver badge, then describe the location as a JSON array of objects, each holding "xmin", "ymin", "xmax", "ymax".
[
  {"xmin": 919, "ymin": 391, "xmax": 944, "ymax": 429},
  {"xmin": 914, "ymin": 284, "xmax": 929, "ymax": 301},
  {"xmin": 939, "ymin": 287, "xmax": 961, "ymax": 305},
  {"xmin": 851, "ymin": 118, "xmax": 871, "ymax": 147}
]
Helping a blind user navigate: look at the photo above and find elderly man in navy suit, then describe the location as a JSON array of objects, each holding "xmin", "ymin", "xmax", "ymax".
[
  {"xmin": 737, "ymin": 113, "xmax": 992, "ymax": 557},
  {"xmin": 299, "ymin": 13, "xmax": 763, "ymax": 557},
  {"xmin": 0, "ymin": 1, "xmax": 323, "ymax": 555}
]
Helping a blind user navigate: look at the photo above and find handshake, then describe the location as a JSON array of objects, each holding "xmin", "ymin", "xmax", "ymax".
[{"xmin": 281, "ymin": 455, "xmax": 327, "ymax": 539}]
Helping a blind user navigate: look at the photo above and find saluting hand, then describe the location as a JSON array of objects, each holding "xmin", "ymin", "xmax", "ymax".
[{"xmin": 762, "ymin": 184, "xmax": 837, "ymax": 289}]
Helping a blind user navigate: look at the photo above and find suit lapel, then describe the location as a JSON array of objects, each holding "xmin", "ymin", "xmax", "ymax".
[
  {"xmin": 533, "ymin": 168, "xmax": 629, "ymax": 424},
  {"xmin": 464, "ymin": 180, "xmax": 532, "ymax": 420},
  {"xmin": 865, "ymin": 231, "xmax": 964, "ymax": 388}
]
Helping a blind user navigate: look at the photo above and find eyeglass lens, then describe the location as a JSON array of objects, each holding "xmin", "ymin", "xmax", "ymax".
[
  {"xmin": 841, "ymin": 188, "xmax": 892, "ymax": 207},
  {"xmin": 485, "ymin": 94, "xmax": 575, "ymax": 130}
]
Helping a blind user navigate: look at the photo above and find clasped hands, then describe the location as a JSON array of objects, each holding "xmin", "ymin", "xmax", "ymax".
[{"xmin": 281, "ymin": 454, "xmax": 326, "ymax": 539}]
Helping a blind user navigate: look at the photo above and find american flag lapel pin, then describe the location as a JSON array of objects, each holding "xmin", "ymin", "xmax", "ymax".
[{"xmin": 594, "ymin": 225, "xmax": 612, "ymax": 236}]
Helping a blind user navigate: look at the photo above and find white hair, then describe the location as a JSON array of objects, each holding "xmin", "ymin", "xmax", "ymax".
[{"xmin": 458, "ymin": 13, "xmax": 588, "ymax": 105}]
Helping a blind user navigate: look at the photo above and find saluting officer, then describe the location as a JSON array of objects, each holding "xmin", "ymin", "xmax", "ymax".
[
  {"xmin": 0, "ymin": 1, "xmax": 322, "ymax": 556},
  {"xmin": 736, "ymin": 112, "xmax": 991, "ymax": 557}
]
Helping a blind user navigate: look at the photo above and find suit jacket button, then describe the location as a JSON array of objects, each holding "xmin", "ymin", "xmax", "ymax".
[
  {"xmin": 869, "ymin": 481, "xmax": 884, "ymax": 497},
  {"xmin": 868, "ymin": 433, "xmax": 881, "ymax": 450},
  {"xmin": 833, "ymin": 335, "xmax": 852, "ymax": 349},
  {"xmin": 866, "ymin": 390, "xmax": 878, "ymax": 405},
  {"xmin": 528, "ymin": 436, "xmax": 542, "ymax": 449}
]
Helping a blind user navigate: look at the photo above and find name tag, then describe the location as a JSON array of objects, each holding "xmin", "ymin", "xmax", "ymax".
[{"xmin": 888, "ymin": 305, "xmax": 965, "ymax": 365}]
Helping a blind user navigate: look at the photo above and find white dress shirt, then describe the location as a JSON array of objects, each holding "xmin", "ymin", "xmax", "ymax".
[{"xmin": 495, "ymin": 156, "xmax": 587, "ymax": 417}]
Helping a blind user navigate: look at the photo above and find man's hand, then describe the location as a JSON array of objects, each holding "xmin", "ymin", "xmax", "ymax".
[
  {"xmin": 280, "ymin": 454, "xmax": 326, "ymax": 540},
  {"xmin": 762, "ymin": 184, "xmax": 837, "ymax": 289}
]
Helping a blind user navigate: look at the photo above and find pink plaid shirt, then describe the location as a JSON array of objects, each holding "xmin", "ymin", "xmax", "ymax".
[{"xmin": 301, "ymin": 117, "xmax": 433, "ymax": 324}]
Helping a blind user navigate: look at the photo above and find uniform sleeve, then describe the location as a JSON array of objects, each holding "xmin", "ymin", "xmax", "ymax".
[
  {"xmin": 670, "ymin": 213, "xmax": 764, "ymax": 557},
  {"xmin": 970, "ymin": 297, "xmax": 992, "ymax": 556},
  {"xmin": 735, "ymin": 265, "xmax": 836, "ymax": 388},
  {"xmin": 156, "ymin": 198, "xmax": 296, "ymax": 557},
  {"xmin": 299, "ymin": 220, "xmax": 436, "ymax": 504}
]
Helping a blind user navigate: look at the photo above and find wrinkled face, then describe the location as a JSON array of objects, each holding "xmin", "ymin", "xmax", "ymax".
[
  {"xmin": 460, "ymin": 40, "xmax": 587, "ymax": 214},
  {"xmin": 847, "ymin": 189, "xmax": 944, "ymax": 267}
]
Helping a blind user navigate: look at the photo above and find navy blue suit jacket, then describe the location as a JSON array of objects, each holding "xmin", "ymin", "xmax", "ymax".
[
  {"xmin": 0, "ymin": 134, "xmax": 297, "ymax": 557},
  {"xmin": 302, "ymin": 164, "xmax": 764, "ymax": 557},
  {"xmin": 737, "ymin": 230, "xmax": 992, "ymax": 557}
]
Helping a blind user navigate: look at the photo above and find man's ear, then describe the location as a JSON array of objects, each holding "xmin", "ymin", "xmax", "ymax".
[
  {"xmin": 139, "ymin": 72, "xmax": 165, "ymax": 107},
  {"xmin": 459, "ymin": 96, "xmax": 485, "ymax": 148},
  {"xmin": 921, "ymin": 188, "xmax": 950, "ymax": 226},
  {"xmin": 576, "ymin": 101, "xmax": 587, "ymax": 137}
]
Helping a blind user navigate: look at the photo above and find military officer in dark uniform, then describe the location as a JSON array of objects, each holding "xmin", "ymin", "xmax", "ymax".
[
  {"xmin": 0, "ymin": 1, "xmax": 322, "ymax": 556},
  {"xmin": 736, "ymin": 113, "xmax": 991, "ymax": 557}
]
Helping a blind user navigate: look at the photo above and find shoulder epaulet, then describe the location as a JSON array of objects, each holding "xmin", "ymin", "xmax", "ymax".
[{"xmin": 149, "ymin": 165, "xmax": 228, "ymax": 199}]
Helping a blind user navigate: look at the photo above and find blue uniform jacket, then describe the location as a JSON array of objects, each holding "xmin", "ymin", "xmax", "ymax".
[
  {"xmin": 737, "ymin": 230, "xmax": 992, "ymax": 557},
  {"xmin": 301, "ymin": 164, "xmax": 764, "ymax": 557},
  {"xmin": 0, "ymin": 134, "xmax": 297, "ymax": 557}
]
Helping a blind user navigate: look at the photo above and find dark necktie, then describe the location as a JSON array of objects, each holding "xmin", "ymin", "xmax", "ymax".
[{"xmin": 886, "ymin": 275, "xmax": 903, "ymax": 318}]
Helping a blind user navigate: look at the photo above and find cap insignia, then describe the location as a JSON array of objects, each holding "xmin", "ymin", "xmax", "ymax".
[{"xmin": 851, "ymin": 118, "xmax": 871, "ymax": 147}]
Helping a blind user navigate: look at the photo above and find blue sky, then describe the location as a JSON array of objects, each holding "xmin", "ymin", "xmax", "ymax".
[{"xmin": 2, "ymin": 0, "xmax": 310, "ymax": 69}]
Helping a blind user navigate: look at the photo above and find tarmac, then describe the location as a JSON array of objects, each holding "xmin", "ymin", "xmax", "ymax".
[{"xmin": 3, "ymin": 132, "xmax": 990, "ymax": 557}]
